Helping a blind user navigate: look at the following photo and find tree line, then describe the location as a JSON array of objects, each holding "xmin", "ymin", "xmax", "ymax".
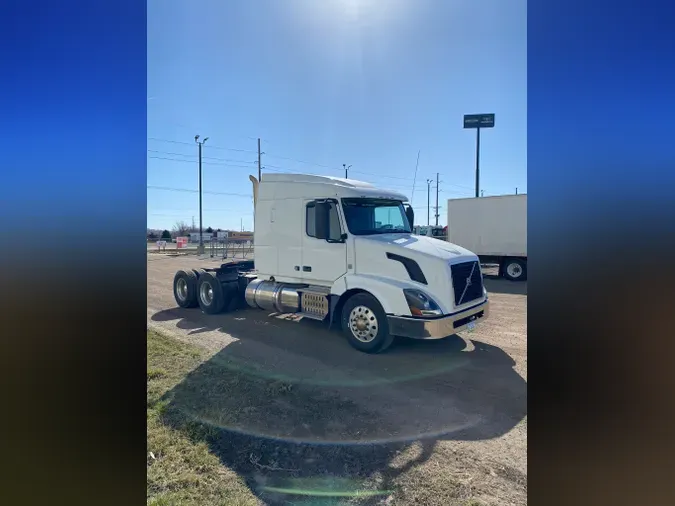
[{"xmin": 147, "ymin": 220, "xmax": 223, "ymax": 241}]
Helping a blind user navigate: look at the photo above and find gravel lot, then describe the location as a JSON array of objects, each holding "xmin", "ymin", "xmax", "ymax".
[{"xmin": 147, "ymin": 254, "xmax": 527, "ymax": 505}]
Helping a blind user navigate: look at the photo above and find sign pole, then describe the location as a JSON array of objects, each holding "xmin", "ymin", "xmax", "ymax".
[
  {"xmin": 463, "ymin": 113, "xmax": 494, "ymax": 199},
  {"xmin": 475, "ymin": 127, "xmax": 481, "ymax": 198}
]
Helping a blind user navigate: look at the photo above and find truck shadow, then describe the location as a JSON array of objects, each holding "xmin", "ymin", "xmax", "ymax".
[{"xmin": 152, "ymin": 307, "xmax": 527, "ymax": 504}]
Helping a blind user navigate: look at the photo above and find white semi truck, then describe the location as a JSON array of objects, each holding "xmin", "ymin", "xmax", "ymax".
[
  {"xmin": 446, "ymin": 194, "xmax": 527, "ymax": 281},
  {"xmin": 172, "ymin": 174, "xmax": 489, "ymax": 353}
]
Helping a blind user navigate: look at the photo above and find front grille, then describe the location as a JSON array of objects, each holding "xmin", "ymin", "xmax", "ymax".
[{"xmin": 451, "ymin": 261, "xmax": 484, "ymax": 306}]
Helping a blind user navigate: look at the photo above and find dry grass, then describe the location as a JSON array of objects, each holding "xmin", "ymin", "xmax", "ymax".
[
  {"xmin": 147, "ymin": 330, "xmax": 259, "ymax": 505},
  {"xmin": 147, "ymin": 329, "xmax": 503, "ymax": 505}
]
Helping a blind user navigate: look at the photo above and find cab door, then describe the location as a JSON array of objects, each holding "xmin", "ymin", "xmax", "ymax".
[{"xmin": 301, "ymin": 199, "xmax": 347, "ymax": 286}]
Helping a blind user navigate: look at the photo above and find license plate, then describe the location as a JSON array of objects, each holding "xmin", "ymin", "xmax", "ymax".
[{"xmin": 467, "ymin": 321, "xmax": 476, "ymax": 331}]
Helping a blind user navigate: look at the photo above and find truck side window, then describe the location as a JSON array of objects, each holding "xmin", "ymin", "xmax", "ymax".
[
  {"xmin": 327, "ymin": 202, "xmax": 342, "ymax": 241},
  {"xmin": 306, "ymin": 202, "xmax": 317, "ymax": 237},
  {"xmin": 306, "ymin": 201, "xmax": 343, "ymax": 241}
]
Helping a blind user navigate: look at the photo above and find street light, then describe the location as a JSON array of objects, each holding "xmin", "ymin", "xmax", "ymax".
[{"xmin": 195, "ymin": 135, "xmax": 209, "ymax": 254}]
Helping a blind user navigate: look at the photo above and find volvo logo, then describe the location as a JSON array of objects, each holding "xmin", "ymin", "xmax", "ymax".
[{"xmin": 465, "ymin": 277, "xmax": 472, "ymax": 287}]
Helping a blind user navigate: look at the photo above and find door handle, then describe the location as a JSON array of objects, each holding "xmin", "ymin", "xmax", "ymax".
[{"xmin": 302, "ymin": 266, "xmax": 312, "ymax": 272}]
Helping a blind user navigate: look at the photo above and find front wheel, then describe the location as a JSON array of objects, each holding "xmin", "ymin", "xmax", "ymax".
[{"xmin": 341, "ymin": 293, "xmax": 394, "ymax": 353}]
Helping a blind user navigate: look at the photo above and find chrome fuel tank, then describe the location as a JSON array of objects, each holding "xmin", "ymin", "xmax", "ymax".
[{"xmin": 244, "ymin": 279, "xmax": 300, "ymax": 313}]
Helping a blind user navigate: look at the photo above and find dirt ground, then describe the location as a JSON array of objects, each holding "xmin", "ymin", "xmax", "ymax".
[{"xmin": 147, "ymin": 254, "xmax": 527, "ymax": 505}]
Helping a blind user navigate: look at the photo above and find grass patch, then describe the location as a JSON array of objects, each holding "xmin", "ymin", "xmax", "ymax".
[
  {"xmin": 147, "ymin": 329, "xmax": 517, "ymax": 506},
  {"xmin": 146, "ymin": 330, "xmax": 258, "ymax": 506}
]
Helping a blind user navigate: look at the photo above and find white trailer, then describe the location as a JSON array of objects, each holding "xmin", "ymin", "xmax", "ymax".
[
  {"xmin": 446, "ymin": 194, "xmax": 527, "ymax": 281},
  {"xmin": 412, "ymin": 225, "xmax": 446, "ymax": 240},
  {"xmin": 172, "ymin": 174, "xmax": 489, "ymax": 353}
]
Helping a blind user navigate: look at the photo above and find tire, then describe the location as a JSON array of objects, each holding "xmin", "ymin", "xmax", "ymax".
[
  {"xmin": 197, "ymin": 272, "xmax": 226, "ymax": 314},
  {"xmin": 173, "ymin": 270, "xmax": 198, "ymax": 308},
  {"xmin": 340, "ymin": 293, "xmax": 394, "ymax": 353},
  {"xmin": 193, "ymin": 268, "xmax": 207, "ymax": 278},
  {"xmin": 503, "ymin": 258, "xmax": 527, "ymax": 281}
]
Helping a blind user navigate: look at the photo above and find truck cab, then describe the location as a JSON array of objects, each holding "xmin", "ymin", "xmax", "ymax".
[{"xmin": 246, "ymin": 173, "xmax": 489, "ymax": 352}]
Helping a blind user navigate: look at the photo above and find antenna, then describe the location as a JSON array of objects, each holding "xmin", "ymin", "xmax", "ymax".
[{"xmin": 410, "ymin": 150, "xmax": 420, "ymax": 205}]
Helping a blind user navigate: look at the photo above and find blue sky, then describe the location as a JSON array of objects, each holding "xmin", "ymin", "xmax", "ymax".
[{"xmin": 147, "ymin": 0, "xmax": 526, "ymax": 231}]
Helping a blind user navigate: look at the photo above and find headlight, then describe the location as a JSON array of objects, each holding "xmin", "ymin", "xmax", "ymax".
[
  {"xmin": 483, "ymin": 286, "xmax": 488, "ymax": 297},
  {"xmin": 404, "ymin": 289, "xmax": 443, "ymax": 317}
]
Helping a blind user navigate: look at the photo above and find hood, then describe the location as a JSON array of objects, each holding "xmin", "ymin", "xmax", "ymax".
[
  {"xmin": 358, "ymin": 233, "xmax": 477, "ymax": 262},
  {"xmin": 352, "ymin": 233, "xmax": 481, "ymax": 313}
]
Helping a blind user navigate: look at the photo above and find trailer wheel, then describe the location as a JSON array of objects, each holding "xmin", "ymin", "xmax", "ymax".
[
  {"xmin": 503, "ymin": 258, "xmax": 527, "ymax": 281},
  {"xmin": 197, "ymin": 272, "xmax": 226, "ymax": 314},
  {"xmin": 173, "ymin": 270, "xmax": 198, "ymax": 308},
  {"xmin": 341, "ymin": 293, "xmax": 394, "ymax": 354}
]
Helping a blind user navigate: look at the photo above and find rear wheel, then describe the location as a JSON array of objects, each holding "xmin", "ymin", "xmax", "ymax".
[
  {"xmin": 173, "ymin": 270, "xmax": 198, "ymax": 308},
  {"xmin": 197, "ymin": 272, "xmax": 226, "ymax": 314},
  {"xmin": 503, "ymin": 258, "xmax": 527, "ymax": 281},
  {"xmin": 341, "ymin": 293, "xmax": 394, "ymax": 353}
]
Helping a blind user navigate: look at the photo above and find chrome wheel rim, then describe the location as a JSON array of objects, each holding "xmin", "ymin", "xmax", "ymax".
[
  {"xmin": 506, "ymin": 263, "xmax": 522, "ymax": 278},
  {"xmin": 349, "ymin": 305, "xmax": 378, "ymax": 343},
  {"xmin": 199, "ymin": 281, "xmax": 214, "ymax": 306},
  {"xmin": 176, "ymin": 278, "xmax": 188, "ymax": 301}
]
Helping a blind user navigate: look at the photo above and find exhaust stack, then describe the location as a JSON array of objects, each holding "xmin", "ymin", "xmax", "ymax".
[{"xmin": 249, "ymin": 175, "xmax": 259, "ymax": 209}]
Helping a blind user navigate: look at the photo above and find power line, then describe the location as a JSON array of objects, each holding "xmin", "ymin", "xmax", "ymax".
[
  {"xmin": 148, "ymin": 156, "xmax": 255, "ymax": 169},
  {"xmin": 149, "ymin": 156, "xmax": 476, "ymax": 195},
  {"xmin": 149, "ymin": 138, "xmax": 490, "ymax": 193},
  {"xmin": 148, "ymin": 150, "xmax": 255, "ymax": 164},
  {"xmin": 148, "ymin": 137, "xmax": 258, "ymax": 154},
  {"xmin": 147, "ymin": 185, "xmax": 251, "ymax": 197},
  {"xmin": 264, "ymin": 152, "xmax": 339, "ymax": 170},
  {"xmin": 266, "ymin": 150, "xmax": 478, "ymax": 190},
  {"xmin": 149, "ymin": 209, "xmax": 253, "ymax": 216}
]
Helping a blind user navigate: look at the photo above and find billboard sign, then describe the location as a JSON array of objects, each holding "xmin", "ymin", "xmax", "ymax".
[{"xmin": 463, "ymin": 113, "xmax": 495, "ymax": 129}]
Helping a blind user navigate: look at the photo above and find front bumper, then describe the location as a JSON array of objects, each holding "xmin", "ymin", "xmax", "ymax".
[{"xmin": 387, "ymin": 299, "xmax": 489, "ymax": 339}]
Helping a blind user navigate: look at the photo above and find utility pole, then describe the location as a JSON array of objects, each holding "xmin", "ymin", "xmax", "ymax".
[
  {"xmin": 435, "ymin": 172, "xmax": 440, "ymax": 226},
  {"xmin": 343, "ymin": 164, "xmax": 352, "ymax": 178},
  {"xmin": 475, "ymin": 128, "xmax": 481, "ymax": 198},
  {"xmin": 257, "ymin": 138, "xmax": 262, "ymax": 181},
  {"xmin": 426, "ymin": 179, "xmax": 433, "ymax": 226},
  {"xmin": 516, "ymin": 187, "xmax": 518, "ymax": 195},
  {"xmin": 195, "ymin": 135, "xmax": 208, "ymax": 255}
]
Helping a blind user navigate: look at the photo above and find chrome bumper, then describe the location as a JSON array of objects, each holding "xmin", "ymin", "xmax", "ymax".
[{"xmin": 387, "ymin": 299, "xmax": 490, "ymax": 339}]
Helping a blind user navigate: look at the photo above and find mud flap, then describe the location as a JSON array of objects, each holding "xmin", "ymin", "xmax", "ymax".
[{"xmin": 327, "ymin": 294, "xmax": 340, "ymax": 331}]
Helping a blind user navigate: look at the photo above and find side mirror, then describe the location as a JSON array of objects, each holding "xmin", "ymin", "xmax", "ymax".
[
  {"xmin": 314, "ymin": 202, "xmax": 330, "ymax": 240},
  {"xmin": 404, "ymin": 204, "xmax": 415, "ymax": 229}
]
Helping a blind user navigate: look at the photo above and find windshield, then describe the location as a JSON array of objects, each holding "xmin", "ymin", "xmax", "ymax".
[{"xmin": 341, "ymin": 198, "xmax": 411, "ymax": 235}]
